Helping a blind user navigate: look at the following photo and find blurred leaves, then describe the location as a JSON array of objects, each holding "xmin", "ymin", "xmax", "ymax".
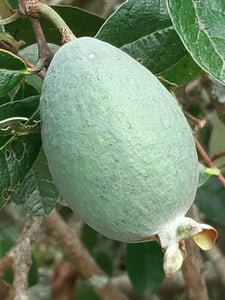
[
  {"xmin": 126, "ymin": 242, "xmax": 164, "ymax": 296},
  {"xmin": 75, "ymin": 280, "xmax": 101, "ymax": 300},
  {"xmin": 0, "ymin": 226, "xmax": 19, "ymax": 257},
  {"xmin": 81, "ymin": 224, "xmax": 114, "ymax": 276},
  {"xmin": 196, "ymin": 175, "xmax": 225, "ymax": 226}
]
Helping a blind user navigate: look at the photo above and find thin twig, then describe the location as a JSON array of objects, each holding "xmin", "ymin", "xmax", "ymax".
[
  {"xmin": 211, "ymin": 150, "xmax": 225, "ymax": 162},
  {"xmin": 183, "ymin": 111, "xmax": 206, "ymax": 132},
  {"xmin": 44, "ymin": 210, "xmax": 128, "ymax": 300},
  {"xmin": 37, "ymin": 2, "xmax": 75, "ymax": 43},
  {"xmin": 0, "ymin": 215, "xmax": 43, "ymax": 300},
  {"xmin": 194, "ymin": 135, "xmax": 225, "ymax": 187},
  {"xmin": 28, "ymin": 16, "xmax": 53, "ymax": 69}
]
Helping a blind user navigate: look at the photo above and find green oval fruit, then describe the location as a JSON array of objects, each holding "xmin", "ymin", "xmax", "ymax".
[{"xmin": 40, "ymin": 37, "xmax": 217, "ymax": 275}]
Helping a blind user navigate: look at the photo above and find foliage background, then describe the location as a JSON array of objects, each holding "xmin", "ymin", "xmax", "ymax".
[{"xmin": 0, "ymin": 0, "xmax": 225, "ymax": 299}]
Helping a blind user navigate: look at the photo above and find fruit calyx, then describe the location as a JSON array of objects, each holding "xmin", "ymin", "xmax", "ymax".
[{"xmin": 156, "ymin": 216, "xmax": 218, "ymax": 277}]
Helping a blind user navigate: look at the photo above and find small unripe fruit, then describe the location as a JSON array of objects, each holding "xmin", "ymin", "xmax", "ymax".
[{"xmin": 40, "ymin": 37, "xmax": 217, "ymax": 275}]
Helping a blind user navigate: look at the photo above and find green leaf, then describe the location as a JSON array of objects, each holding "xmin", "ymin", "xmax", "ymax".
[
  {"xmin": 167, "ymin": 0, "xmax": 225, "ymax": 85},
  {"xmin": 96, "ymin": 0, "xmax": 171, "ymax": 47},
  {"xmin": 28, "ymin": 256, "xmax": 39, "ymax": 287},
  {"xmin": 0, "ymin": 226, "xmax": 19, "ymax": 257},
  {"xmin": 13, "ymin": 81, "xmax": 40, "ymax": 100},
  {"xmin": 5, "ymin": 6, "xmax": 104, "ymax": 46},
  {"xmin": 75, "ymin": 280, "xmax": 101, "ymax": 300},
  {"xmin": 0, "ymin": 49, "xmax": 30, "ymax": 96},
  {"xmin": 96, "ymin": 0, "xmax": 200, "ymax": 84},
  {"xmin": 126, "ymin": 242, "xmax": 164, "ymax": 297},
  {"xmin": 198, "ymin": 171, "xmax": 211, "ymax": 188},
  {"xmin": 0, "ymin": 15, "xmax": 5, "ymax": 33},
  {"xmin": 0, "ymin": 226, "xmax": 19, "ymax": 284},
  {"xmin": 11, "ymin": 149, "xmax": 60, "ymax": 216},
  {"xmin": 19, "ymin": 43, "xmax": 60, "ymax": 65},
  {"xmin": 0, "ymin": 93, "xmax": 10, "ymax": 105},
  {"xmin": 0, "ymin": 96, "xmax": 41, "ymax": 210},
  {"xmin": 196, "ymin": 175, "xmax": 225, "ymax": 225},
  {"xmin": 159, "ymin": 54, "xmax": 201, "ymax": 86},
  {"xmin": 2, "ymin": 0, "xmax": 18, "ymax": 11},
  {"xmin": 198, "ymin": 163, "xmax": 214, "ymax": 188},
  {"xmin": 120, "ymin": 27, "xmax": 186, "ymax": 75},
  {"xmin": 81, "ymin": 224, "xmax": 113, "ymax": 275},
  {"xmin": 94, "ymin": 247, "xmax": 113, "ymax": 276},
  {"xmin": 18, "ymin": 43, "xmax": 60, "ymax": 94},
  {"xmin": 0, "ymin": 0, "xmax": 13, "ymax": 19},
  {"xmin": 81, "ymin": 223, "xmax": 99, "ymax": 251}
]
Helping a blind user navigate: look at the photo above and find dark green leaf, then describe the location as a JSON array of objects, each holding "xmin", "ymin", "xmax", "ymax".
[
  {"xmin": 11, "ymin": 149, "xmax": 59, "ymax": 216},
  {"xmin": 97, "ymin": 0, "xmax": 172, "ymax": 47},
  {"xmin": 126, "ymin": 242, "xmax": 164, "ymax": 296},
  {"xmin": 0, "ymin": 93, "xmax": 10, "ymax": 105},
  {"xmin": 198, "ymin": 171, "xmax": 211, "ymax": 188},
  {"xmin": 0, "ymin": 226, "xmax": 19, "ymax": 284},
  {"xmin": 75, "ymin": 280, "xmax": 101, "ymax": 300},
  {"xmin": 120, "ymin": 27, "xmax": 186, "ymax": 75},
  {"xmin": 159, "ymin": 54, "xmax": 201, "ymax": 86},
  {"xmin": 81, "ymin": 223, "xmax": 99, "ymax": 251},
  {"xmin": 19, "ymin": 43, "xmax": 60, "ymax": 65},
  {"xmin": 196, "ymin": 176, "xmax": 225, "ymax": 226},
  {"xmin": 167, "ymin": 0, "xmax": 225, "ymax": 85},
  {"xmin": 0, "ymin": 226, "xmax": 19, "ymax": 257},
  {"xmin": 5, "ymin": 6, "xmax": 104, "ymax": 46},
  {"xmin": 0, "ymin": 49, "xmax": 30, "ymax": 96},
  {"xmin": 18, "ymin": 43, "xmax": 60, "ymax": 94},
  {"xmin": 2, "ymin": 0, "xmax": 18, "ymax": 10},
  {"xmin": 0, "ymin": 96, "xmax": 41, "ymax": 210},
  {"xmin": 28, "ymin": 256, "xmax": 39, "ymax": 287},
  {"xmin": 198, "ymin": 163, "xmax": 212, "ymax": 188},
  {"xmin": 96, "ymin": 0, "xmax": 200, "ymax": 84},
  {"xmin": 94, "ymin": 247, "xmax": 113, "ymax": 276},
  {"xmin": 0, "ymin": 95, "xmax": 40, "ymax": 123},
  {"xmin": 12, "ymin": 81, "xmax": 40, "ymax": 100},
  {"xmin": 81, "ymin": 224, "xmax": 113, "ymax": 275}
]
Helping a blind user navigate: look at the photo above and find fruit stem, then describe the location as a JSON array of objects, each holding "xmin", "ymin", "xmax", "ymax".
[
  {"xmin": 29, "ymin": 16, "xmax": 53, "ymax": 68},
  {"xmin": 36, "ymin": 2, "xmax": 76, "ymax": 44},
  {"xmin": 0, "ymin": 11, "xmax": 20, "ymax": 25},
  {"xmin": 18, "ymin": 0, "xmax": 75, "ymax": 44}
]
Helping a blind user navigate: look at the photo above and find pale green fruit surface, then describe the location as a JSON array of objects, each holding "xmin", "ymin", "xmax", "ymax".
[{"xmin": 40, "ymin": 37, "xmax": 199, "ymax": 242}]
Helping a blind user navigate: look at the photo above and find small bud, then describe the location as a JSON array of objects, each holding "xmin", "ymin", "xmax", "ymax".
[{"xmin": 163, "ymin": 243, "xmax": 186, "ymax": 277}]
